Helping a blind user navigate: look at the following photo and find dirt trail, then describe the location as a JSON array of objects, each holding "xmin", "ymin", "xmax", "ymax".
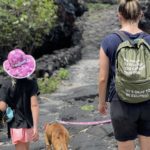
[{"xmin": 55, "ymin": 4, "xmax": 119, "ymax": 92}]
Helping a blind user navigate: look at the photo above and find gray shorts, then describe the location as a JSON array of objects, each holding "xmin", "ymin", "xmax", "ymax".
[{"xmin": 110, "ymin": 95, "xmax": 150, "ymax": 141}]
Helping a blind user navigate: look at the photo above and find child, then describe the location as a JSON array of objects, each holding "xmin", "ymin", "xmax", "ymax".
[{"xmin": 0, "ymin": 49, "xmax": 39, "ymax": 150}]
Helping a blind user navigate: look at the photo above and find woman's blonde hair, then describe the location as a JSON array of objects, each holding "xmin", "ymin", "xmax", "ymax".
[{"xmin": 118, "ymin": 0, "xmax": 141, "ymax": 21}]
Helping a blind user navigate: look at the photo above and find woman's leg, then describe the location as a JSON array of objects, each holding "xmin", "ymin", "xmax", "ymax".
[
  {"xmin": 110, "ymin": 97, "xmax": 139, "ymax": 150},
  {"xmin": 117, "ymin": 140, "xmax": 135, "ymax": 150},
  {"xmin": 138, "ymin": 135, "xmax": 150, "ymax": 150},
  {"xmin": 15, "ymin": 142, "xmax": 29, "ymax": 150}
]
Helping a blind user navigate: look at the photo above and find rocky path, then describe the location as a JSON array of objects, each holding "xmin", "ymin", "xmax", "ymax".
[{"xmin": 1, "ymin": 4, "xmax": 120, "ymax": 150}]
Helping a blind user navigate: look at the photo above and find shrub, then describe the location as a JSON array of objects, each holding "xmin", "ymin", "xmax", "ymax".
[
  {"xmin": 37, "ymin": 68, "xmax": 69, "ymax": 94},
  {"xmin": 0, "ymin": 0, "xmax": 57, "ymax": 54},
  {"xmin": 57, "ymin": 68, "xmax": 69, "ymax": 80},
  {"xmin": 87, "ymin": 2, "xmax": 111, "ymax": 12},
  {"xmin": 38, "ymin": 76, "xmax": 59, "ymax": 94},
  {"xmin": 0, "ymin": 66, "xmax": 4, "ymax": 74}
]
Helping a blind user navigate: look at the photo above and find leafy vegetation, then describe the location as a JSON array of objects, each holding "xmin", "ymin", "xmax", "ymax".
[
  {"xmin": 0, "ymin": 66, "xmax": 4, "ymax": 74},
  {"xmin": 87, "ymin": 2, "xmax": 111, "ymax": 12},
  {"xmin": 81, "ymin": 104, "xmax": 95, "ymax": 111},
  {"xmin": 38, "ymin": 68, "xmax": 69, "ymax": 94},
  {"xmin": 0, "ymin": 0, "xmax": 57, "ymax": 53},
  {"xmin": 57, "ymin": 68, "xmax": 69, "ymax": 80}
]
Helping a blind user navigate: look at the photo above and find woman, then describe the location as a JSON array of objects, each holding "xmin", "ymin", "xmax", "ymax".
[{"xmin": 98, "ymin": 0, "xmax": 150, "ymax": 149}]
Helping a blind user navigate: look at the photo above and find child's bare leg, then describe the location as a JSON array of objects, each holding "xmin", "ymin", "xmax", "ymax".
[{"xmin": 15, "ymin": 142, "xmax": 29, "ymax": 150}]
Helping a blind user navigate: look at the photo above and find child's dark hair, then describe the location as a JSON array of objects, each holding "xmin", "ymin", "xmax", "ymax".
[
  {"xmin": 118, "ymin": 0, "xmax": 142, "ymax": 21},
  {"xmin": 10, "ymin": 79, "xmax": 20, "ymax": 99},
  {"xmin": 10, "ymin": 78, "xmax": 27, "ymax": 100}
]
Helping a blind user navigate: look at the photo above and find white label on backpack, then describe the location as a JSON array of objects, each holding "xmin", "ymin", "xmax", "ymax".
[
  {"xmin": 123, "ymin": 58, "xmax": 145, "ymax": 75},
  {"xmin": 125, "ymin": 89, "xmax": 150, "ymax": 98}
]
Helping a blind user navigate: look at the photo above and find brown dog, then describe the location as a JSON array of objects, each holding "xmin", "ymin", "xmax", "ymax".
[{"xmin": 44, "ymin": 122, "xmax": 69, "ymax": 150}]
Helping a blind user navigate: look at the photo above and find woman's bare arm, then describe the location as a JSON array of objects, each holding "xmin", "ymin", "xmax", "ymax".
[{"xmin": 98, "ymin": 47, "xmax": 109, "ymax": 114}]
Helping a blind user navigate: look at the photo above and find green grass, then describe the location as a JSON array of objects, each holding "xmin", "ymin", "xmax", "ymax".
[
  {"xmin": 81, "ymin": 104, "xmax": 95, "ymax": 111},
  {"xmin": 37, "ymin": 68, "xmax": 69, "ymax": 94},
  {"xmin": 0, "ymin": 66, "xmax": 4, "ymax": 74},
  {"xmin": 57, "ymin": 68, "xmax": 69, "ymax": 80},
  {"xmin": 87, "ymin": 2, "xmax": 111, "ymax": 12}
]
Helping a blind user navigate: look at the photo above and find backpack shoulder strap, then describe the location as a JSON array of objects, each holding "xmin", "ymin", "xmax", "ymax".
[{"xmin": 114, "ymin": 31, "xmax": 135, "ymax": 46}]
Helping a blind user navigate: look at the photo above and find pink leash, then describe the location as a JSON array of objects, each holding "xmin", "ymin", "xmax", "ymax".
[{"xmin": 58, "ymin": 119, "xmax": 111, "ymax": 126}]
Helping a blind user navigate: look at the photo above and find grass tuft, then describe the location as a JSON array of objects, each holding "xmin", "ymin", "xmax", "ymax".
[
  {"xmin": 87, "ymin": 2, "xmax": 111, "ymax": 12},
  {"xmin": 0, "ymin": 66, "xmax": 4, "ymax": 74},
  {"xmin": 37, "ymin": 68, "xmax": 69, "ymax": 94},
  {"xmin": 81, "ymin": 104, "xmax": 95, "ymax": 111}
]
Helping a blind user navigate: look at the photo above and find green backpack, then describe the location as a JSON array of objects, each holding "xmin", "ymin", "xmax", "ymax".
[{"xmin": 115, "ymin": 31, "xmax": 150, "ymax": 103}]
